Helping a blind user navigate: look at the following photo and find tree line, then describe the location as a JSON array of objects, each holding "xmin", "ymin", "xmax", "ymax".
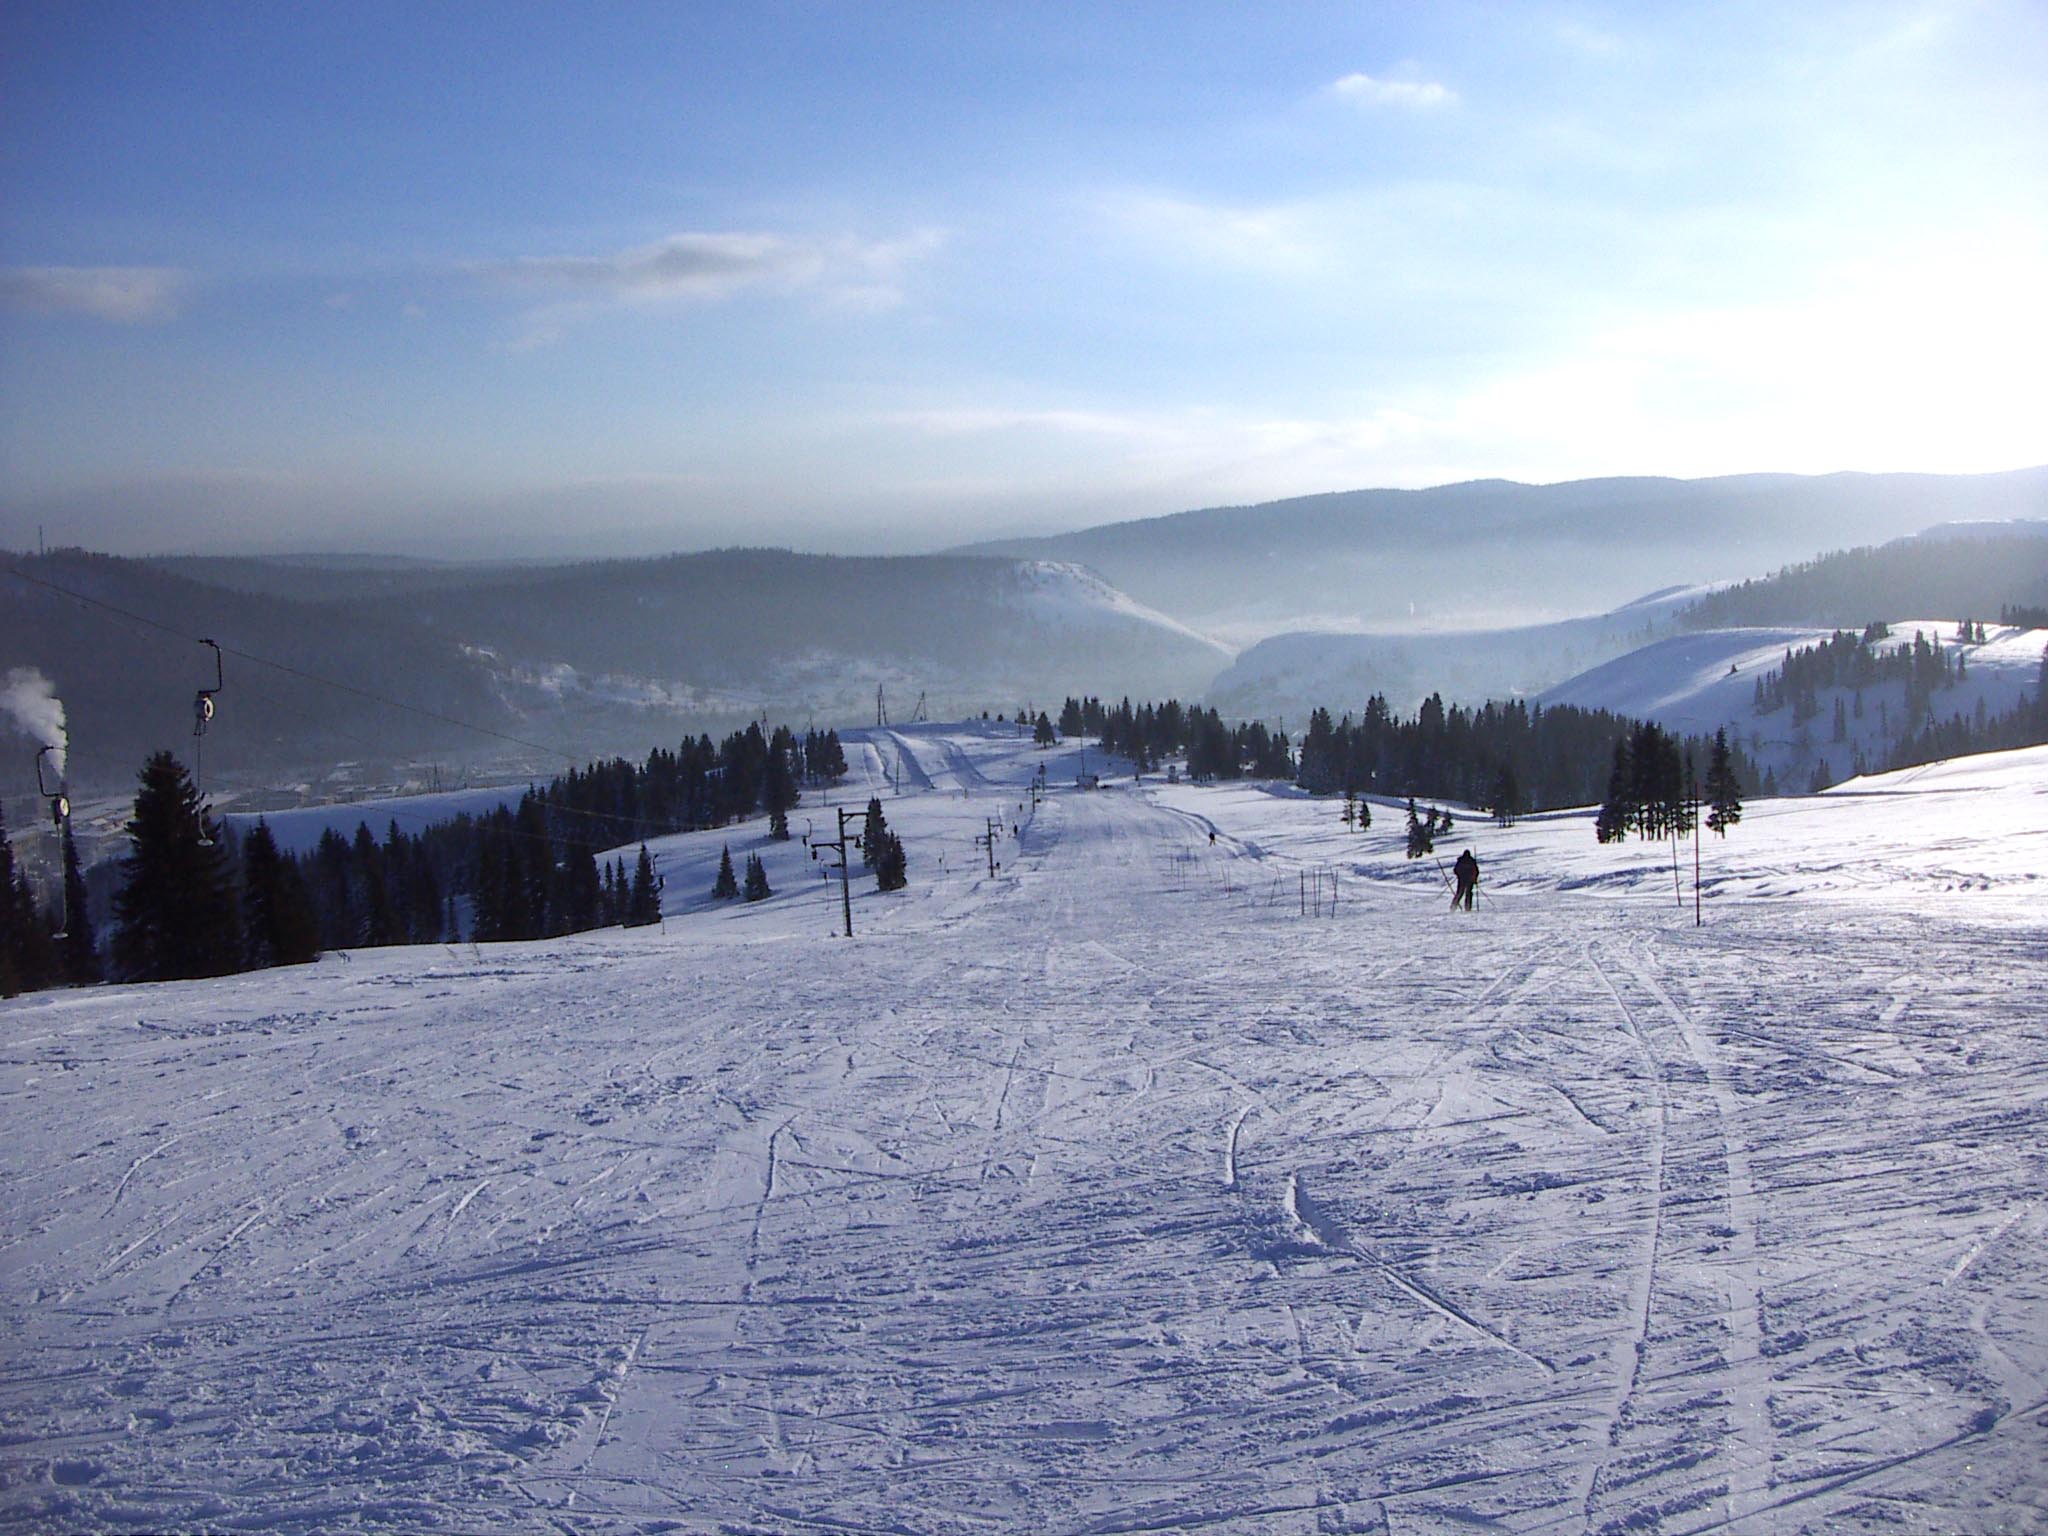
[
  {"xmin": 1054, "ymin": 689, "xmax": 1762, "ymax": 837},
  {"xmin": 2, "ymin": 719, "xmax": 855, "ymax": 993}
]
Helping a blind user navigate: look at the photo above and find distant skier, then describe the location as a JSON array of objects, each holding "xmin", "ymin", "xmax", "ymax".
[{"xmin": 1452, "ymin": 849, "xmax": 1479, "ymax": 912}]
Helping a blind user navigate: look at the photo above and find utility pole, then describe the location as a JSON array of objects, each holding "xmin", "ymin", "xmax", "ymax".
[
  {"xmin": 976, "ymin": 817, "xmax": 1001, "ymax": 878},
  {"xmin": 876, "ymin": 685, "xmax": 887, "ymax": 728},
  {"xmin": 809, "ymin": 805, "xmax": 862, "ymax": 938}
]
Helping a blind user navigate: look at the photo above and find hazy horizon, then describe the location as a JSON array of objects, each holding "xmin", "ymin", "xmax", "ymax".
[{"xmin": 4, "ymin": 3, "xmax": 2044, "ymax": 559}]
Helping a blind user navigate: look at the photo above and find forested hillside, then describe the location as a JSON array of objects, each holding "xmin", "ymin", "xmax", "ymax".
[{"xmin": 1678, "ymin": 526, "xmax": 2048, "ymax": 630}]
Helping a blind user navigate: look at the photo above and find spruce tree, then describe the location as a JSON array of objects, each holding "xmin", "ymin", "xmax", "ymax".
[
  {"xmin": 1490, "ymin": 764, "xmax": 1521, "ymax": 828},
  {"xmin": 712, "ymin": 844, "xmax": 739, "ymax": 900},
  {"xmin": 1596, "ymin": 739, "xmax": 1632, "ymax": 844},
  {"xmin": 59, "ymin": 821, "xmax": 100, "ymax": 984},
  {"xmin": 1403, "ymin": 797, "xmax": 1433, "ymax": 859},
  {"xmin": 743, "ymin": 852, "xmax": 771, "ymax": 902},
  {"xmin": 1357, "ymin": 797, "xmax": 1371, "ymax": 832},
  {"xmin": 1034, "ymin": 711, "xmax": 1056, "ymax": 747},
  {"xmin": 111, "ymin": 751, "xmax": 242, "ymax": 982},
  {"xmin": 875, "ymin": 831, "xmax": 908, "ymax": 892},
  {"xmin": 354, "ymin": 823, "xmax": 397, "ymax": 946},
  {"xmin": 0, "ymin": 800, "xmax": 24, "ymax": 996},
  {"xmin": 241, "ymin": 820, "xmax": 318, "ymax": 969},
  {"xmin": 862, "ymin": 797, "xmax": 888, "ymax": 868},
  {"xmin": 764, "ymin": 730, "xmax": 798, "ymax": 839},
  {"xmin": 627, "ymin": 845, "xmax": 662, "ymax": 925},
  {"xmin": 1704, "ymin": 727, "xmax": 1743, "ymax": 837}
]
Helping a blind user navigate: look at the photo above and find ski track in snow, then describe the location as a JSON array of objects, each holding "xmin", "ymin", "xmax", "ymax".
[{"xmin": 5, "ymin": 726, "xmax": 2047, "ymax": 1535}]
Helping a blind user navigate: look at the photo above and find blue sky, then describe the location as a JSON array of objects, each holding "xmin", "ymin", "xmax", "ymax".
[{"xmin": 2, "ymin": 1, "xmax": 2043, "ymax": 556}]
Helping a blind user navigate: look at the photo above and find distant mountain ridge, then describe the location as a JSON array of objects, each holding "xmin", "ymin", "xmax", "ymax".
[{"xmin": 956, "ymin": 468, "xmax": 2048, "ymax": 639}]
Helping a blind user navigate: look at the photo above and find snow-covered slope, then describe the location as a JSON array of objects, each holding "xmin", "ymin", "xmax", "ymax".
[
  {"xmin": 7, "ymin": 726, "xmax": 2045, "ymax": 1533},
  {"xmin": 1542, "ymin": 620, "xmax": 2047, "ymax": 788},
  {"xmin": 1206, "ymin": 585, "xmax": 1711, "ymax": 718},
  {"xmin": 223, "ymin": 784, "xmax": 535, "ymax": 857}
]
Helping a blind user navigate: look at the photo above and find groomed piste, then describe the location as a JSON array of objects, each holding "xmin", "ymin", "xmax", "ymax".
[{"xmin": 5, "ymin": 722, "xmax": 2045, "ymax": 1533}]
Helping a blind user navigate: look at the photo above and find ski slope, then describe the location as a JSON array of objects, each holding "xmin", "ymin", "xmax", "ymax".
[
  {"xmin": 5, "ymin": 725, "xmax": 2046, "ymax": 1534},
  {"xmin": 1541, "ymin": 621, "xmax": 2048, "ymax": 789}
]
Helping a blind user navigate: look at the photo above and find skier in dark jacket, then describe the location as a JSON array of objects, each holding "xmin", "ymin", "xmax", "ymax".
[{"xmin": 1452, "ymin": 849, "xmax": 1479, "ymax": 911}]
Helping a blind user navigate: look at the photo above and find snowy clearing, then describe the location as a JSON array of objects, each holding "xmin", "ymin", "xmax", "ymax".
[{"xmin": 5, "ymin": 726, "xmax": 2045, "ymax": 1533}]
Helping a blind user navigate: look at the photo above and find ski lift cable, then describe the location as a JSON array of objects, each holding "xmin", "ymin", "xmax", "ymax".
[
  {"xmin": 4, "ymin": 564, "xmax": 578, "ymax": 766},
  {"xmin": 7, "ymin": 564, "xmax": 816, "ymax": 846}
]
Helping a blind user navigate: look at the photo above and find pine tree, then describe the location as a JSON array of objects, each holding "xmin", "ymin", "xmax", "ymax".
[
  {"xmin": 875, "ymin": 831, "xmax": 908, "ymax": 892},
  {"xmin": 111, "ymin": 751, "xmax": 242, "ymax": 982},
  {"xmin": 1034, "ymin": 711, "xmax": 1056, "ymax": 747},
  {"xmin": 627, "ymin": 845, "xmax": 662, "ymax": 925},
  {"xmin": 743, "ymin": 852, "xmax": 771, "ymax": 902},
  {"xmin": 764, "ymin": 729, "xmax": 798, "ymax": 839},
  {"xmin": 58, "ymin": 821, "xmax": 100, "ymax": 984},
  {"xmin": 1490, "ymin": 764, "xmax": 1522, "ymax": 828},
  {"xmin": 1357, "ymin": 797, "xmax": 1371, "ymax": 832},
  {"xmin": 0, "ymin": 800, "xmax": 25, "ymax": 996},
  {"xmin": 862, "ymin": 797, "xmax": 888, "ymax": 868},
  {"xmin": 1704, "ymin": 727, "xmax": 1743, "ymax": 837},
  {"xmin": 1403, "ymin": 797, "xmax": 1433, "ymax": 859},
  {"xmin": 562, "ymin": 843, "xmax": 601, "ymax": 932},
  {"xmin": 354, "ymin": 823, "xmax": 397, "ymax": 947},
  {"xmin": 1595, "ymin": 739, "xmax": 1632, "ymax": 844},
  {"xmin": 241, "ymin": 820, "xmax": 319, "ymax": 970},
  {"xmin": 712, "ymin": 844, "xmax": 739, "ymax": 900}
]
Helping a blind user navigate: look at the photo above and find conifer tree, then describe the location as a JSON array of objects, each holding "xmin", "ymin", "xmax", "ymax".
[
  {"xmin": 354, "ymin": 823, "xmax": 398, "ymax": 946},
  {"xmin": 862, "ymin": 797, "xmax": 888, "ymax": 868},
  {"xmin": 1596, "ymin": 739, "xmax": 1632, "ymax": 844},
  {"xmin": 1357, "ymin": 797, "xmax": 1371, "ymax": 832},
  {"xmin": 1404, "ymin": 797, "xmax": 1433, "ymax": 859},
  {"xmin": 627, "ymin": 845, "xmax": 662, "ymax": 925},
  {"xmin": 59, "ymin": 821, "xmax": 100, "ymax": 985},
  {"xmin": 1490, "ymin": 764, "xmax": 1522, "ymax": 828},
  {"xmin": 562, "ymin": 843, "xmax": 601, "ymax": 932},
  {"xmin": 1704, "ymin": 727, "xmax": 1743, "ymax": 838},
  {"xmin": 743, "ymin": 852, "xmax": 771, "ymax": 902},
  {"xmin": 1034, "ymin": 711, "xmax": 1056, "ymax": 747},
  {"xmin": 712, "ymin": 844, "xmax": 739, "ymax": 900},
  {"xmin": 0, "ymin": 800, "xmax": 28, "ymax": 996},
  {"xmin": 875, "ymin": 831, "xmax": 908, "ymax": 891},
  {"xmin": 111, "ymin": 751, "xmax": 242, "ymax": 982},
  {"xmin": 241, "ymin": 819, "xmax": 318, "ymax": 970},
  {"xmin": 764, "ymin": 729, "xmax": 798, "ymax": 839}
]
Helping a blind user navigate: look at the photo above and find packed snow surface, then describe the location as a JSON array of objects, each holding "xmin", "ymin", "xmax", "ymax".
[{"xmin": 6, "ymin": 723, "xmax": 2046, "ymax": 1534}]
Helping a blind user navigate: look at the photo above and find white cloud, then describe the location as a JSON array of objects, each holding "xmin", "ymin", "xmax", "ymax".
[
  {"xmin": 477, "ymin": 228, "xmax": 942, "ymax": 311},
  {"xmin": 0, "ymin": 265, "xmax": 188, "ymax": 323},
  {"xmin": 1328, "ymin": 72, "xmax": 1456, "ymax": 110}
]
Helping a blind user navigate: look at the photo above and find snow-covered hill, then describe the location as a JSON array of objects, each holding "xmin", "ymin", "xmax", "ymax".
[
  {"xmin": 1205, "ymin": 585, "xmax": 1710, "ymax": 719},
  {"xmin": 1541, "ymin": 619, "xmax": 2047, "ymax": 790},
  {"xmin": 7, "ymin": 723, "xmax": 2045, "ymax": 1533}
]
